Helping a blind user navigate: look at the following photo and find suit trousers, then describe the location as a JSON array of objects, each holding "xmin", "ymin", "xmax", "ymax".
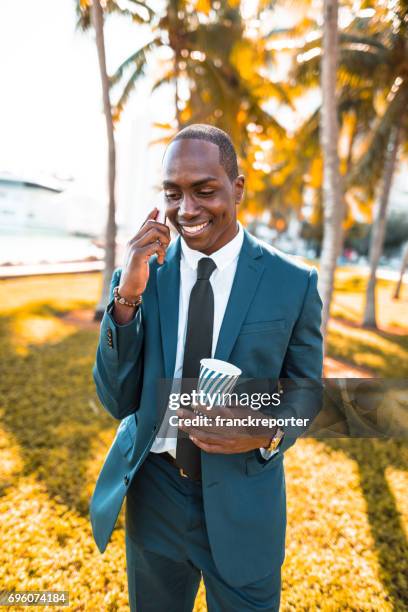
[{"xmin": 124, "ymin": 452, "xmax": 281, "ymax": 612}]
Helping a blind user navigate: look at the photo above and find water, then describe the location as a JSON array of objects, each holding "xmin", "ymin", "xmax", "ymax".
[{"xmin": 0, "ymin": 227, "xmax": 104, "ymax": 266}]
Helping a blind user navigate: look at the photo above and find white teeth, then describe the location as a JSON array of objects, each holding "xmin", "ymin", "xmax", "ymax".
[{"xmin": 182, "ymin": 222, "xmax": 209, "ymax": 235}]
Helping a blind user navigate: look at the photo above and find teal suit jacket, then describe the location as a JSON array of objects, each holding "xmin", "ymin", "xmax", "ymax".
[{"xmin": 90, "ymin": 228, "xmax": 323, "ymax": 587}]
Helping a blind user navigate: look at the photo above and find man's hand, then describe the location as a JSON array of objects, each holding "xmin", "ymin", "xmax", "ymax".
[
  {"xmin": 112, "ymin": 208, "xmax": 170, "ymax": 325},
  {"xmin": 177, "ymin": 403, "xmax": 277, "ymax": 454},
  {"xmin": 119, "ymin": 207, "xmax": 171, "ymax": 298}
]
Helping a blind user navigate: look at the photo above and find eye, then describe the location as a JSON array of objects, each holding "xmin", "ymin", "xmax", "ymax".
[
  {"xmin": 165, "ymin": 192, "xmax": 181, "ymax": 201},
  {"xmin": 197, "ymin": 190, "xmax": 215, "ymax": 197}
]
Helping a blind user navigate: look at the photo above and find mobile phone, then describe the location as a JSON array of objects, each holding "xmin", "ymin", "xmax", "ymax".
[{"xmin": 156, "ymin": 192, "xmax": 167, "ymax": 224}]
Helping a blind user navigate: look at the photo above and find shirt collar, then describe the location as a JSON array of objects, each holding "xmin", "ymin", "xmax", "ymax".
[{"xmin": 180, "ymin": 221, "xmax": 244, "ymax": 272}]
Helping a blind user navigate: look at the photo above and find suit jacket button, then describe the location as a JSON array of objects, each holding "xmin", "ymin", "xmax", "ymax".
[{"xmin": 124, "ymin": 475, "xmax": 130, "ymax": 486}]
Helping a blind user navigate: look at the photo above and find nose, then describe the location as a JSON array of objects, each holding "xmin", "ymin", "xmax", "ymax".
[{"xmin": 178, "ymin": 194, "xmax": 201, "ymax": 220}]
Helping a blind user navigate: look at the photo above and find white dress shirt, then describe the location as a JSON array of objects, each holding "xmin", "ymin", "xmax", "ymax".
[{"xmin": 150, "ymin": 221, "xmax": 277, "ymax": 460}]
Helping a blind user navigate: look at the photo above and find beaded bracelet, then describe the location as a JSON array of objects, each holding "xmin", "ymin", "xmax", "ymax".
[{"xmin": 113, "ymin": 285, "xmax": 142, "ymax": 308}]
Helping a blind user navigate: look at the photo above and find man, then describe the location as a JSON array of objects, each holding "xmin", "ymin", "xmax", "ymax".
[{"xmin": 90, "ymin": 124, "xmax": 323, "ymax": 611}]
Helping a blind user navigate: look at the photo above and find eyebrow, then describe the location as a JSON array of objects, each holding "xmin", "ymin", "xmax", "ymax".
[{"xmin": 163, "ymin": 176, "xmax": 218, "ymax": 189}]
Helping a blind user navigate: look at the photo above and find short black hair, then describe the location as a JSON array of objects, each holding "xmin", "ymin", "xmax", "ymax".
[{"xmin": 170, "ymin": 124, "xmax": 239, "ymax": 182}]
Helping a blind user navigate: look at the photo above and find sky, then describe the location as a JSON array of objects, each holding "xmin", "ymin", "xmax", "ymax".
[
  {"xmin": 0, "ymin": 0, "xmax": 406, "ymax": 237},
  {"xmin": 0, "ymin": 0, "xmax": 172, "ymax": 232},
  {"xmin": 1, "ymin": 0, "xmax": 107, "ymax": 180}
]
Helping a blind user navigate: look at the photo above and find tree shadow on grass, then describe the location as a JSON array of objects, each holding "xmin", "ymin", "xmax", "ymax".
[
  {"xmin": 369, "ymin": 328, "xmax": 408, "ymax": 351},
  {"xmin": 0, "ymin": 313, "xmax": 116, "ymax": 518},
  {"xmin": 331, "ymin": 300, "xmax": 362, "ymax": 323},
  {"xmin": 327, "ymin": 327, "xmax": 408, "ymax": 378},
  {"xmin": 323, "ymin": 437, "xmax": 408, "ymax": 609}
]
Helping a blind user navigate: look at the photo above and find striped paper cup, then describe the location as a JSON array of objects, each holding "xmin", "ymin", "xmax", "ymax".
[{"xmin": 198, "ymin": 358, "xmax": 242, "ymax": 407}]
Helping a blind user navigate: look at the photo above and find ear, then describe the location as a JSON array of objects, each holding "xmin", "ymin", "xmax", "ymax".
[{"xmin": 234, "ymin": 175, "xmax": 245, "ymax": 205}]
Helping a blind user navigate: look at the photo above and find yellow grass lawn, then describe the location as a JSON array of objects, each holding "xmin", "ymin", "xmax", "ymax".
[
  {"xmin": 332, "ymin": 268, "xmax": 408, "ymax": 331},
  {"xmin": 0, "ymin": 272, "xmax": 406, "ymax": 611}
]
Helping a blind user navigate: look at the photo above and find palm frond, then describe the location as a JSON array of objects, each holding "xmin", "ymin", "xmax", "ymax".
[
  {"xmin": 109, "ymin": 37, "xmax": 160, "ymax": 86},
  {"xmin": 75, "ymin": 1, "xmax": 91, "ymax": 31},
  {"xmin": 291, "ymin": 52, "xmax": 320, "ymax": 88},
  {"xmin": 114, "ymin": 60, "xmax": 146, "ymax": 110},
  {"xmin": 340, "ymin": 32, "xmax": 388, "ymax": 54},
  {"xmin": 151, "ymin": 70, "xmax": 176, "ymax": 92},
  {"xmin": 294, "ymin": 107, "xmax": 320, "ymax": 157},
  {"xmin": 347, "ymin": 81, "xmax": 408, "ymax": 188},
  {"xmin": 126, "ymin": 0, "xmax": 155, "ymax": 19},
  {"xmin": 340, "ymin": 48, "xmax": 386, "ymax": 80},
  {"xmin": 105, "ymin": 5, "xmax": 150, "ymax": 23},
  {"xmin": 75, "ymin": 0, "xmax": 154, "ymax": 30},
  {"xmin": 200, "ymin": 58, "xmax": 236, "ymax": 104},
  {"xmin": 252, "ymin": 79, "xmax": 295, "ymax": 109},
  {"xmin": 265, "ymin": 16, "xmax": 317, "ymax": 42}
]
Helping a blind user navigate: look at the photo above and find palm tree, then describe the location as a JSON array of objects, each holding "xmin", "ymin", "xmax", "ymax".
[
  {"xmin": 393, "ymin": 242, "xmax": 408, "ymax": 300},
  {"xmin": 90, "ymin": 0, "xmax": 117, "ymax": 321},
  {"xmin": 77, "ymin": 0, "xmax": 291, "ymax": 306},
  {"xmin": 76, "ymin": 0, "xmax": 151, "ymax": 320},
  {"xmin": 318, "ymin": 0, "xmax": 345, "ymax": 339},
  {"xmin": 277, "ymin": 8, "xmax": 372, "ymax": 337},
  {"xmin": 346, "ymin": 3, "xmax": 408, "ymax": 327},
  {"xmin": 324, "ymin": 2, "xmax": 408, "ymax": 328},
  {"xmin": 109, "ymin": 0, "xmax": 288, "ymax": 209},
  {"xmin": 283, "ymin": 2, "xmax": 408, "ymax": 332},
  {"xmin": 362, "ymin": 123, "xmax": 401, "ymax": 327}
]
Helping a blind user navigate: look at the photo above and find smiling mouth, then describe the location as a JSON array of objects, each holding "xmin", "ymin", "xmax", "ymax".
[{"xmin": 179, "ymin": 220, "xmax": 211, "ymax": 236}]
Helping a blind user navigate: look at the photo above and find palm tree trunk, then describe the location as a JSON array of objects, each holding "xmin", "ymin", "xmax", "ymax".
[
  {"xmin": 393, "ymin": 242, "xmax": 408, "ymax": 300},
  {"xmin": 318, "ymin": 0, "xmax": 345, "ymax": 342},
  {"xmin": 362, "ymin": 124, "xmax": 400, "ymax": 328},
  {"xmin": 167, "ymin": 0, "xmax": 182, "ymax": 127},
  {"xmin": 91, "ymin": 0, "xmax": 117, "ymax": 321},
  {"xmin": 174, "ymin": 48, "xmax": 181, "ymax": 127}
]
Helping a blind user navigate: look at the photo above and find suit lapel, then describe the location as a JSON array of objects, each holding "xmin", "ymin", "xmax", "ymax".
[
  {"xmin": 157, "ymin": 237, "xmax": 181, "ymax": 378},
  {"xmin": 214, "ymin": 229, "xmax": 265, "ymax": 362}
]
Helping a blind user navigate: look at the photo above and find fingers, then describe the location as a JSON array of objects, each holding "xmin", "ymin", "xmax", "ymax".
[
  {"xmin": 177, "ymin": 410, "xmax": 216, "ymax": 434},
  {"xmin": 140, "ymin": 228, "xmax": 169, "ymax": 265},
  {"xmin": 192, "ymin": 404, "xmax": 235, "ymax": 420},
  {"xmin": 189, "ymin": 433, "xmax": 237, "ymax": 454},
  {"xmin": 177, "ymin": 409, "xmax": 243, "ymax": 437},
  {"xmin": 127, "ymin": 208, "xmax": 170, "ymax": 245},
  {"xmin": 183, "ymin": 426, "xmax": 222, "ymax": 442},
  {"xmin": 128, "ymin": 221, "xmax": 170, "ymax": 256},
  {"xmin": 124, "ymin": 222, "xmax": 170, "ymax": 266},
  {"xmin": 144, "ymin": 217, "xmax": 170, "ymax": 234},
  {"xmin": 192, "ymin": 402, "xmax": 212, "ymax": 415},
  {"xmin": 129, "ymin": 220, "xmax": 170, "ymax": 244},
  {"xmin": 140, "ymin": 241, "xmax": 167, "ymax": 265},
  {"xmin": 177, "ymin": 407, "xmax": 267, "ymax": 438},
  {"xmin": 135, "ymin": 226, "xmax": 171, "ymax": 249},
  {"xmin": 142, "ymin": 217, "xmax": 170, "ymax": 233},
  {"xmin": 141, "ymin": 207, "xmax": 159, "ymax": 226}
]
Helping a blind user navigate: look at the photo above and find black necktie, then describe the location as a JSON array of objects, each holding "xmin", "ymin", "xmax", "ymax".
[{"xmin": 176, "ymin": 257, "xmax": 217, "ymax": 479}]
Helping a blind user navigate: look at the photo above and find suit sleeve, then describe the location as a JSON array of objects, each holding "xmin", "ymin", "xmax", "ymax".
[
  {"xmin": 92, "ymin": 267, "xmax": 144, "ymax": 420},
  {"xmin": 275, "ymin": 266, "xmax": 324, "ymax": 454}
]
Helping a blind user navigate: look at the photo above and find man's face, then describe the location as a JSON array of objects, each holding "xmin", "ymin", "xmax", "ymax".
[{"xmin": 162, "ymin": 139, "xmax": 244, "ymax": 255}]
